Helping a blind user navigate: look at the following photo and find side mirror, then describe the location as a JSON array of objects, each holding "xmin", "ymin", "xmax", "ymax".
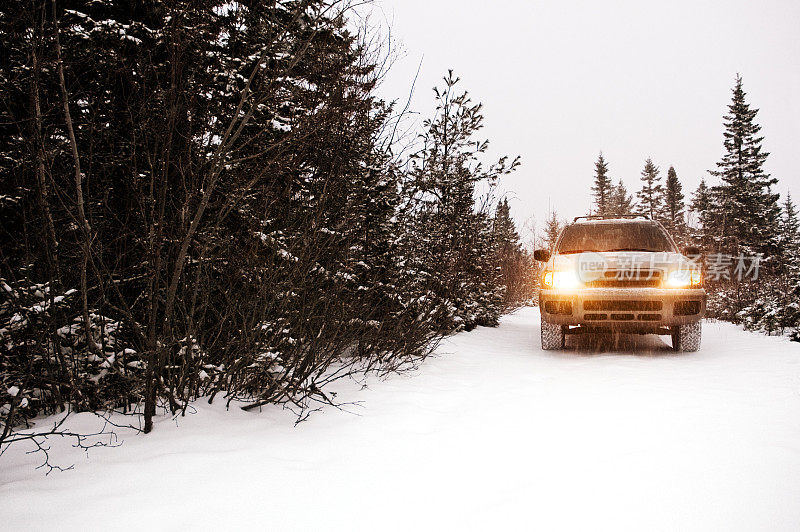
[
  {"xmin": 684, "ymin": 246, "xmax": 701, "ymax": 257},
  {"xmin": 533, "ymin": 249, "xmax": 551, "ymax": 262}
]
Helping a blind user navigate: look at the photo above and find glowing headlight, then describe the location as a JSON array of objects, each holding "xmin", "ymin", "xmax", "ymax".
[
  {"xmin": 666, "ymin": 269, "xmax": 702, "ymax": 288},
  {"xmin": 543, "ymin": 271, "xmax": 580, "ymax": 289}
]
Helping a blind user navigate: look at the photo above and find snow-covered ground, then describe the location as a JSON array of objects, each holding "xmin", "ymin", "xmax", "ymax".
[{"xmin": 2, "ymin": 307, "xmax": 800, "ymax": 530}]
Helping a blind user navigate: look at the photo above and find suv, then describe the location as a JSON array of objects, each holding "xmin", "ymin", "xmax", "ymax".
[{"xmin": 534, "ymin": 215, "xmax": 706, "ymax": 352}]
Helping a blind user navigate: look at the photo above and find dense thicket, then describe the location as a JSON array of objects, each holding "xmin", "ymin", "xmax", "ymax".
[{"xmin": 0, "ymin": 0, "xmax": 530, "ymax": 442}]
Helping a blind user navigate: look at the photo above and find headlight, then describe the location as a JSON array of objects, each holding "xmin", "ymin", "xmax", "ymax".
[
  {"xmin": 542, "ymin": 271, "xmax": 580, "ymax": 289},
  {"xmin": 666, "ymin": 269, "xmax": 701, "ymax": 288}
]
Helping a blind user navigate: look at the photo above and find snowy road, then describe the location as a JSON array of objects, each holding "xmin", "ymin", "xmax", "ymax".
[{"xmin": 2, "ymin": 307, "xmax": 800, "ymax": 530}]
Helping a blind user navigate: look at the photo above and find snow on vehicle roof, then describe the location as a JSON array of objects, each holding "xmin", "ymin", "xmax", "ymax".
[{"xmin": 572, "ymin": 217, "xmax": 655, "ymax": 225}]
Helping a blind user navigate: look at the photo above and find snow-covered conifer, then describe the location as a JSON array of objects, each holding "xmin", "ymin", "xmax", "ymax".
[
  {"xmin": 635, "ymin": 158, "xmax": 664, "ymax": 220},
  {"xmin": 591, "ymin": 153, "xmax": 612, "ymax": 215},
  {"xmin": 609, "ymin": 179, "xmax": 634, "ymax": 215},
  {"xmin": 709, "ymin": 75, "xmax": 780, "ymax": 256},
  {"xmin": 662, "ymin": 166, "xmax": 686, "ymax": 241}
]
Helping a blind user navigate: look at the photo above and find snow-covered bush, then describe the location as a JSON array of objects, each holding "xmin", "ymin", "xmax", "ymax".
[
  {"xmin": 0, "ymin": 278, "xmax": 144, "ymax": 430},
  {"xmin": 0, "ymin": 1, "xmax": 522, "ymax": 447}
]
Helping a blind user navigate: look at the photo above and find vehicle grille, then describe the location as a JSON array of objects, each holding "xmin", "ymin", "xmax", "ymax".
[
  {"xmin": 584, "ymin": 269, "xmax": 662, "ymax": 288},
  {"xmin": 637, "ymin": 314, "xmax": 662, "ymax": 321},
  {"xmin": 610, "ymin": 313, "xmax": 635, "ymax": 320},
  {"xmin": 582, "ymin": 300, "xmax": 662, "ymax": 322},
  {"xmin": 583, "ymin": 312, "xmax": 662, "ymax": 322},
  {"xmin": 583, "ymin": 300, "xmax": 662, "ymax": 311}
]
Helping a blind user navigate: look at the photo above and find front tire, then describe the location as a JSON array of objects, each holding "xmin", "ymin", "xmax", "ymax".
[
  {"xmin": 541, "ymin": 314, "xmax": 564, "ymax": 350},
  {"xmin": 671, "ymin": 321, "xmax": 702, "ymax": 352}
]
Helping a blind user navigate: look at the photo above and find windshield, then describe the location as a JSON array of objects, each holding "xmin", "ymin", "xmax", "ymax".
[{"xmin": 556, "ymin": 222, "xmax": 676, "ymax": 254}]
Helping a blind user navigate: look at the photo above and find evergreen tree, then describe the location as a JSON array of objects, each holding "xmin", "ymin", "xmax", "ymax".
[
  {"xmin": 542, "ymin": 210, "xmax": 563, "ymax": 250},
  {"xmin": 739, "ymin": 194, "xmax": 800, "ymax": 335},
  {"xmin": 404, "ymin": 70, "xmax": 519, "ymax": 330},
  {"xmin": 493, "ymin": 199, "xmax": 533, "ymax": 307},
  {"xmin": 778, "ymin": 194, "xmax": 800, "ymax": 334},
  {"xmin": 663, "ymin": 166, "xmax": 686, "ymax": 238},
  {"xmin": 591, "ymin": 153, "xmax": 612, "ymax": 215},
  {"xmin": 691, "ymin": 179, "xmax": 714, "ymax": 251},
  {"xmin": 636, "ymin": 158, "xmax": 664, "ymax": 220},
  {"xmin": 609, "ymin": 179, "xmax": 634, "ymax": 215},
  {"xmin": 494, "ymin": 199, "xmax": 521, "ymax": 254},
  {"xmin": 709, "ymin": 75, "xmax": 780, "ymax": 255},
  {"xmin": 779, "ymin": 193, "xmax": 800, "ymax": 264}
]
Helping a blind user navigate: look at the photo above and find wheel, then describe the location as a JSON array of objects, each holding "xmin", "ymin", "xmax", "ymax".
[
  {"xmin": 671, "ymin": 321, "xmax": 701, "ymax": 352},
  {"xmin": 541, "ymin": 314, "xmax": 564, "ymax": 350}
]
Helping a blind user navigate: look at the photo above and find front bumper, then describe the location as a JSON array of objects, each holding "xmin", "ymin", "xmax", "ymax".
[{"xmin": 539, "ymin": 287, "xmax": 706, "ymax": 329}]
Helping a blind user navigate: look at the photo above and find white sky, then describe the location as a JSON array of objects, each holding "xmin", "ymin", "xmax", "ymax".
[{"xmin": 368, "ymin": 0, "xmax": 800, "ymax": 236}]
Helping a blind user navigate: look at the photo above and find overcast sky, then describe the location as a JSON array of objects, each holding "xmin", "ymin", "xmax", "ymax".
[{"xmin": 368, "ymin": 0, "xmax": 800, "ymax": 237}]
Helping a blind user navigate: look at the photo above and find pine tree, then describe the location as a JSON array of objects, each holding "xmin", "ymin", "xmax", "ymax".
[
  {"xmin": 691, "ymin": 179, "xmax": 714, "ymax": 251},
  {"xmin": 780, "ymin": 193, "xmax": 800, "ymax": 264},
  {"xmin": 709, "ymin": 75, "xmax": 780, "ymax": 255},
  {"xmin": 494, "ymin": 198, "xmax": 521, "ymax": 255},
  {"xmin": 636, "ymin": 158, "xmax": 664, "ymax": 220},
  {"xmin": 493, "ymin": 199, "xmax": 532, "ymax": 307},
  {"xmin": 778, "ymin": 194, "xmax": 800, "ymax": 334},
  {"xmin": 776, "ymin": 193, "xmax": 800, "ymax": 286},
  {"xmin": 542, "ymin": 210, "xmax": 563, "ymax": 250},
  {"xmin": 743, "ymin": 193, "xmax": 800, "ymax": 335},
  {"xmin": 591, "ymin": 153, "xmax": 612, "ymax": 215},
  {"xmin": 609, "ymin": 179, "xmax": 634, "ymax": 215},
  {"xmin": 405, "ymin": 70, "xmax": 519, "ymax": 330},
  {"xmin": 663, "ymin": 166, "xmax": 686, "ymax": 238}
]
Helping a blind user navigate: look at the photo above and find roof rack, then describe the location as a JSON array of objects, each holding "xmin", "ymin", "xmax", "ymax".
[{"xmin": 572, "ymin": 214, "xmax": 650, "ymax": 222}]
